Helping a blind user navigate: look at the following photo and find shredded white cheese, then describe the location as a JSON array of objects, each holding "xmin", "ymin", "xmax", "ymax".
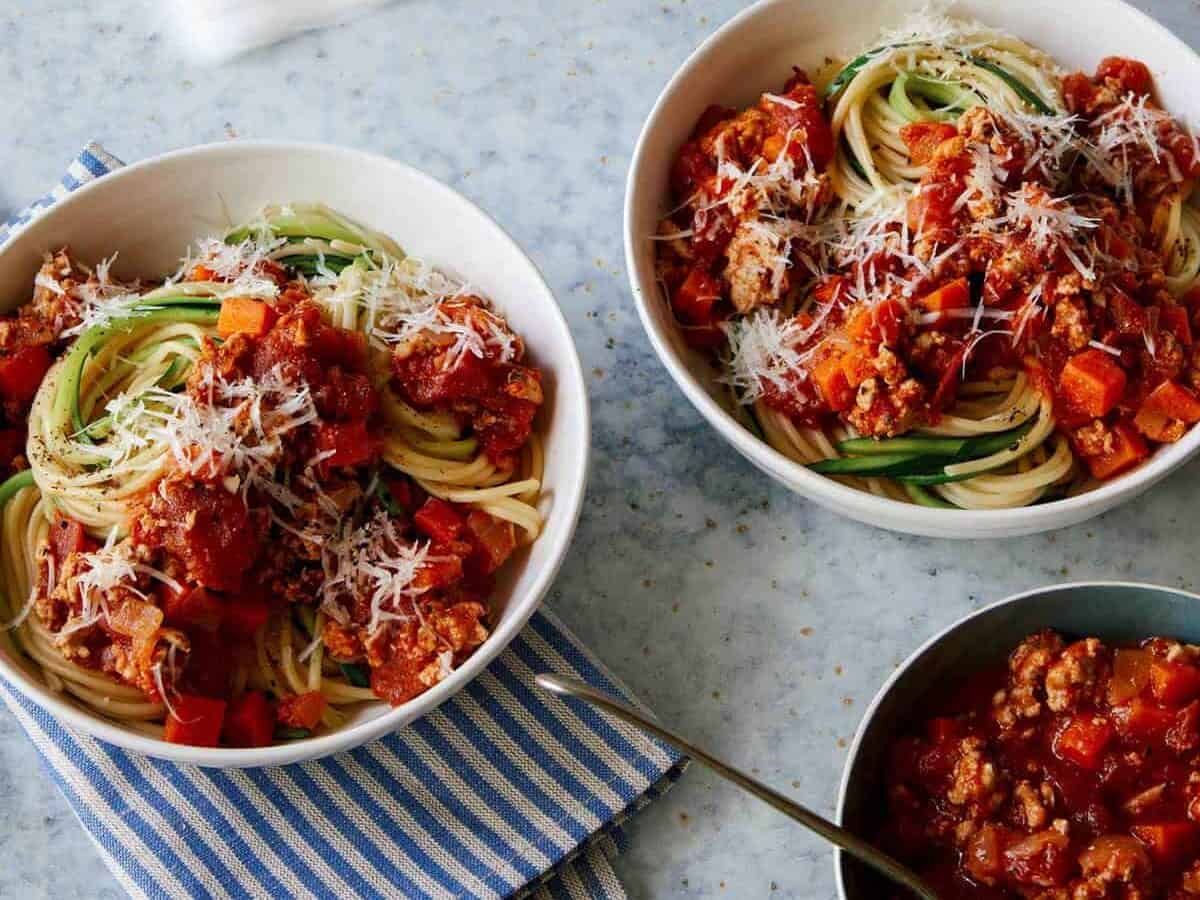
[
  {"xmin": 721, "ymin": 307, "xmax": 830, "ymax": 403},
  {"xmin": 1088, "ymin": 339, "xmax": 1123, "ymax": 357},
  {"xmin": 318, "ymin": 510, "xmax": 445, "ymax": 640}
]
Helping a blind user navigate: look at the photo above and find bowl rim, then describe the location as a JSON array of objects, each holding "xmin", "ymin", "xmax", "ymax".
[
  {"xmin": 623, "ymin": 0, "xmax": 1200, "ymax": 536},
  {"xmin": 832, "ymin": 578, "xmax": 1200, "ymax": 898},
  {"xmin": 0, "ymin": 139, "xmax": 592, "ymax": 767}
]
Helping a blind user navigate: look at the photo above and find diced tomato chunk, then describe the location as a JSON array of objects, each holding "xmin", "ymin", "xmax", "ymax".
[
  {"xmin": 1095, "ymin": 57, "xmax": 1154, "ymax": 97},
  {"xmin": 929, "ymin": 342, "xmax": 969, "ymax": 414},
  {"xmin": 130, "ymin": 477, "xmax": 259, "ymax": 593},
  {"xmin": 670, "ymin": 141, "xmax": 715, "ymax": 198},
  {"xmin": 907, "ymin": 180, "xmax": 960, "ymax": 239},
  {"xmin": 764, "ymin": 78, "xmax": 834, "ymax": 168},
  {"xmin": 465, "ymin": 509, "xmax": 517, "ymax": 577},
  {"xmin": 162, "ymin": 586, "xmax": 223, "ymax": 632},
  {"xmin": 1062, "ymin": 72, "xmax": 1100, "ymax": 115},
  {"xmin": 316, "ymin": 421, "xmax": 375, "ymax": 468},
  {"xmin": 899, "ymin": 122, "xmax": 959, "ymax": 166},
  {"xmin": 1148, "ymin": 658, "xmax": 1200, "ymax": 705},
  {"xmin": 1052, "ymin": 714, "xmax": 1113, "ymax": 770},
  {"xmin": 0, "ymin": 345, "xmax": 51, "ymax": 404},
  {"xmin": 1130, "ymin": 822, "xmax": 1200, "ymax": 865},
  {"xmin": 222, "ymin": 690, "xmax": 276, "ymax": 748},
  {"xmin": 411, "ymin": 554, "xmax": 464, "ymax": 590},
  {"xmin": 1086, "ymin": 422, "xmax": 1148, "ymax": 481},
  {"xmin": 672, "ymin": 267, "xmax": 722, "ymax": 325},
  {"xmin": 813, "ymin": 352, "xmax": 853, "ymax": 412},
  {"xmin": 278, "ymin": 691, "xmax": 326, "ymax": 730},
  {"xmin": 413, "ymin": 498, "xmax": 466, "ymax": 543},
  {"xmin": 163, "ymin": 694, "xmax": 227, "ymax": 747},
  {"xmin": 1059, "ymin": 350, "xmax": 1127, "ymax": 418},
  {"xmin": 1159, "ymin": 304, "xmax": 1192, "ymax": 345},
  {"xmin": 1107, "ymin": 289, "xmax": 1145, "ymax": 337},
  {"xmin": 50, "ymin": 514, "xmax": 93, "ymax": 563},
  {"xmin": 1167, "ymin": 130, "xmax": 1200, "ymax": 179}
]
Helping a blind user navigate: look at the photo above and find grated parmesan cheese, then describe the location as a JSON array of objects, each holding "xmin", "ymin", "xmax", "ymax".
[
  {"xmin": 721, "ymin": 306, "xmax": 829, "ymax": 403},
  {"xmin": 318, "ymin": 509, "xmax": 444, "ymax": 640},
  {"xmin": 173, "ymin": 233, "xmax": 285, "ymax": 299},
  {"xmin": 1082, "ymin": 93, "xmax": 1179, "ymax": 203},
  {"xmin": 1088, "ymin": 339, "xmax": 1122, "ymax": 357},
  {"xmin": 57, "ymin": 528, "xmax": 176, "ymax": 640}
]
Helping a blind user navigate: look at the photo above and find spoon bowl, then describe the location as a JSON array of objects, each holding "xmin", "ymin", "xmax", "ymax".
[
  {"xmin": 838, "ymin": 581, "xmax": 1200, "ymax": 898},
  {"xmin": 535, "ymin": 673, "xmax": 937, "ymax": 900}
]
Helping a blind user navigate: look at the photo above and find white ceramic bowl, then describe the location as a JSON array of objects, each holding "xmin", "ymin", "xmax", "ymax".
[
  {"xmin": 625, "ymin": 0, "xmax": 1200, "ymax": 539},
  {"xmin": 0, "ymin": 141, "xmax": 590, "ymax": 767}
]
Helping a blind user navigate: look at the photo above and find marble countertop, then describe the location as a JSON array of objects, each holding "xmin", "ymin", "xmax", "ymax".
[{"xmin": 2, "ymin": 0, "xmax": 1200, "ymax": 897}]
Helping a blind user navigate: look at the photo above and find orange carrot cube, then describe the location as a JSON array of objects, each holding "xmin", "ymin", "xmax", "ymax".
[
  {"xmin": 1059, "ymin": 349, "xmax": 1127, "ymax": 418},
  {"xmin": 217, "ymin": 297, "xmax": 277, "ymax": 338},
  {"xmin": 1086, "ymin": 422, "xmax": 1148, "ymax": 480},
  {"xmin": 813, "ymin": 352, "xmax": 854, "ymax": 412}
]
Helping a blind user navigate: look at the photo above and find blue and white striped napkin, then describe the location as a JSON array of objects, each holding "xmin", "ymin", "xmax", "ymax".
[{"xmin": 0, "ymin": 144, "xmax": 686, "ymax": 900}]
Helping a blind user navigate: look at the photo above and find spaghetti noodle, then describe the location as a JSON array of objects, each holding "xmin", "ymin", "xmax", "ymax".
[
  {"xmin": 654, "ymin": 10, "xmax": 1200, "ymax": 509},
  {"xmin": 0, "ymin": 204, "xmax": 545, "ymax": 746}
]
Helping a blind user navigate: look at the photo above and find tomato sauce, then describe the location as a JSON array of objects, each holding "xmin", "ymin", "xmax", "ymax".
[
  {"xmin": 0, "ymin": 251, "xmax": 89, "ymax": 473},
  {"xmin": 251, "ymin": 303, "xmax": 378, "ymax": 423},
  {"xmin": 880, "ymin": 631, "xmax": 1200, "ymax": 898},
  {"xmin": 106, "ymin": 295, "xmax": 522, "ymax": 741},
  {"xmin": 389, "ymin": 297, "xmax": 543, "ymax": 465},
  {"xmin": 655, "ymin": 55, "xmax": 1200, "ymax": 460}
]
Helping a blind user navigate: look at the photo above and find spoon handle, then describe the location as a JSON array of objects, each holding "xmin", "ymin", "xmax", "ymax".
[{"xmin": 534, "ymin": 673, "xmax": 937, "ymax": 900}]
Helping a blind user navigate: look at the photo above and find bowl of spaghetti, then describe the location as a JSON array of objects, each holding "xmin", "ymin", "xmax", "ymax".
[
  {"xmin": 625, "ymin": 0, "xmax": 1200, "ymax": 537},
  {"xmin": 0, "ymin": 142, "xmax": 589, "ymax": 766}
]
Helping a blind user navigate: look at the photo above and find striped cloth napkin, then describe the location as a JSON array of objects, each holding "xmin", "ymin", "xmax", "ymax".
[{"xmin": 0, "ymin": 144, "xmax": 686, "ymax": 900}]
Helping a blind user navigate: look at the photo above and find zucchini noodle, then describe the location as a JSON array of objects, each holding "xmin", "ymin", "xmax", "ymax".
[
  {"xmin": 747, "ymin": 375, "xmax": 1071, "ymax": 507},
  {"xmin": 823, "ymin": 29, "xmax": 1063, "ymax": 204}
]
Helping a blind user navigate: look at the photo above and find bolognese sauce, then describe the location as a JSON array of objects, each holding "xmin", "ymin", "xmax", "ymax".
[
  {"xmin": 881, "ymin": 631, "xmax": 1200, "ymax": 898},
  {"xmin": 654, "ymin": 11, "xmax": 1200, "ymax": 508},
  {"xmin": 0, "ymin": 204, "xmax": 545, "ymax": 747}
]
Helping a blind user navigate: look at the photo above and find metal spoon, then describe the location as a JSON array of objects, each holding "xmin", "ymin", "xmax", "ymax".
[{"xmin": 534, "ymin": 673, "xmax": 937, "ymax": 900}]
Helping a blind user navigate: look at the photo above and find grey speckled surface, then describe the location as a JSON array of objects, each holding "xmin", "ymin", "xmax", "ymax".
[{"xmin": 1, "ymin": 1, "xmax": 1200, "ymax": 897}]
